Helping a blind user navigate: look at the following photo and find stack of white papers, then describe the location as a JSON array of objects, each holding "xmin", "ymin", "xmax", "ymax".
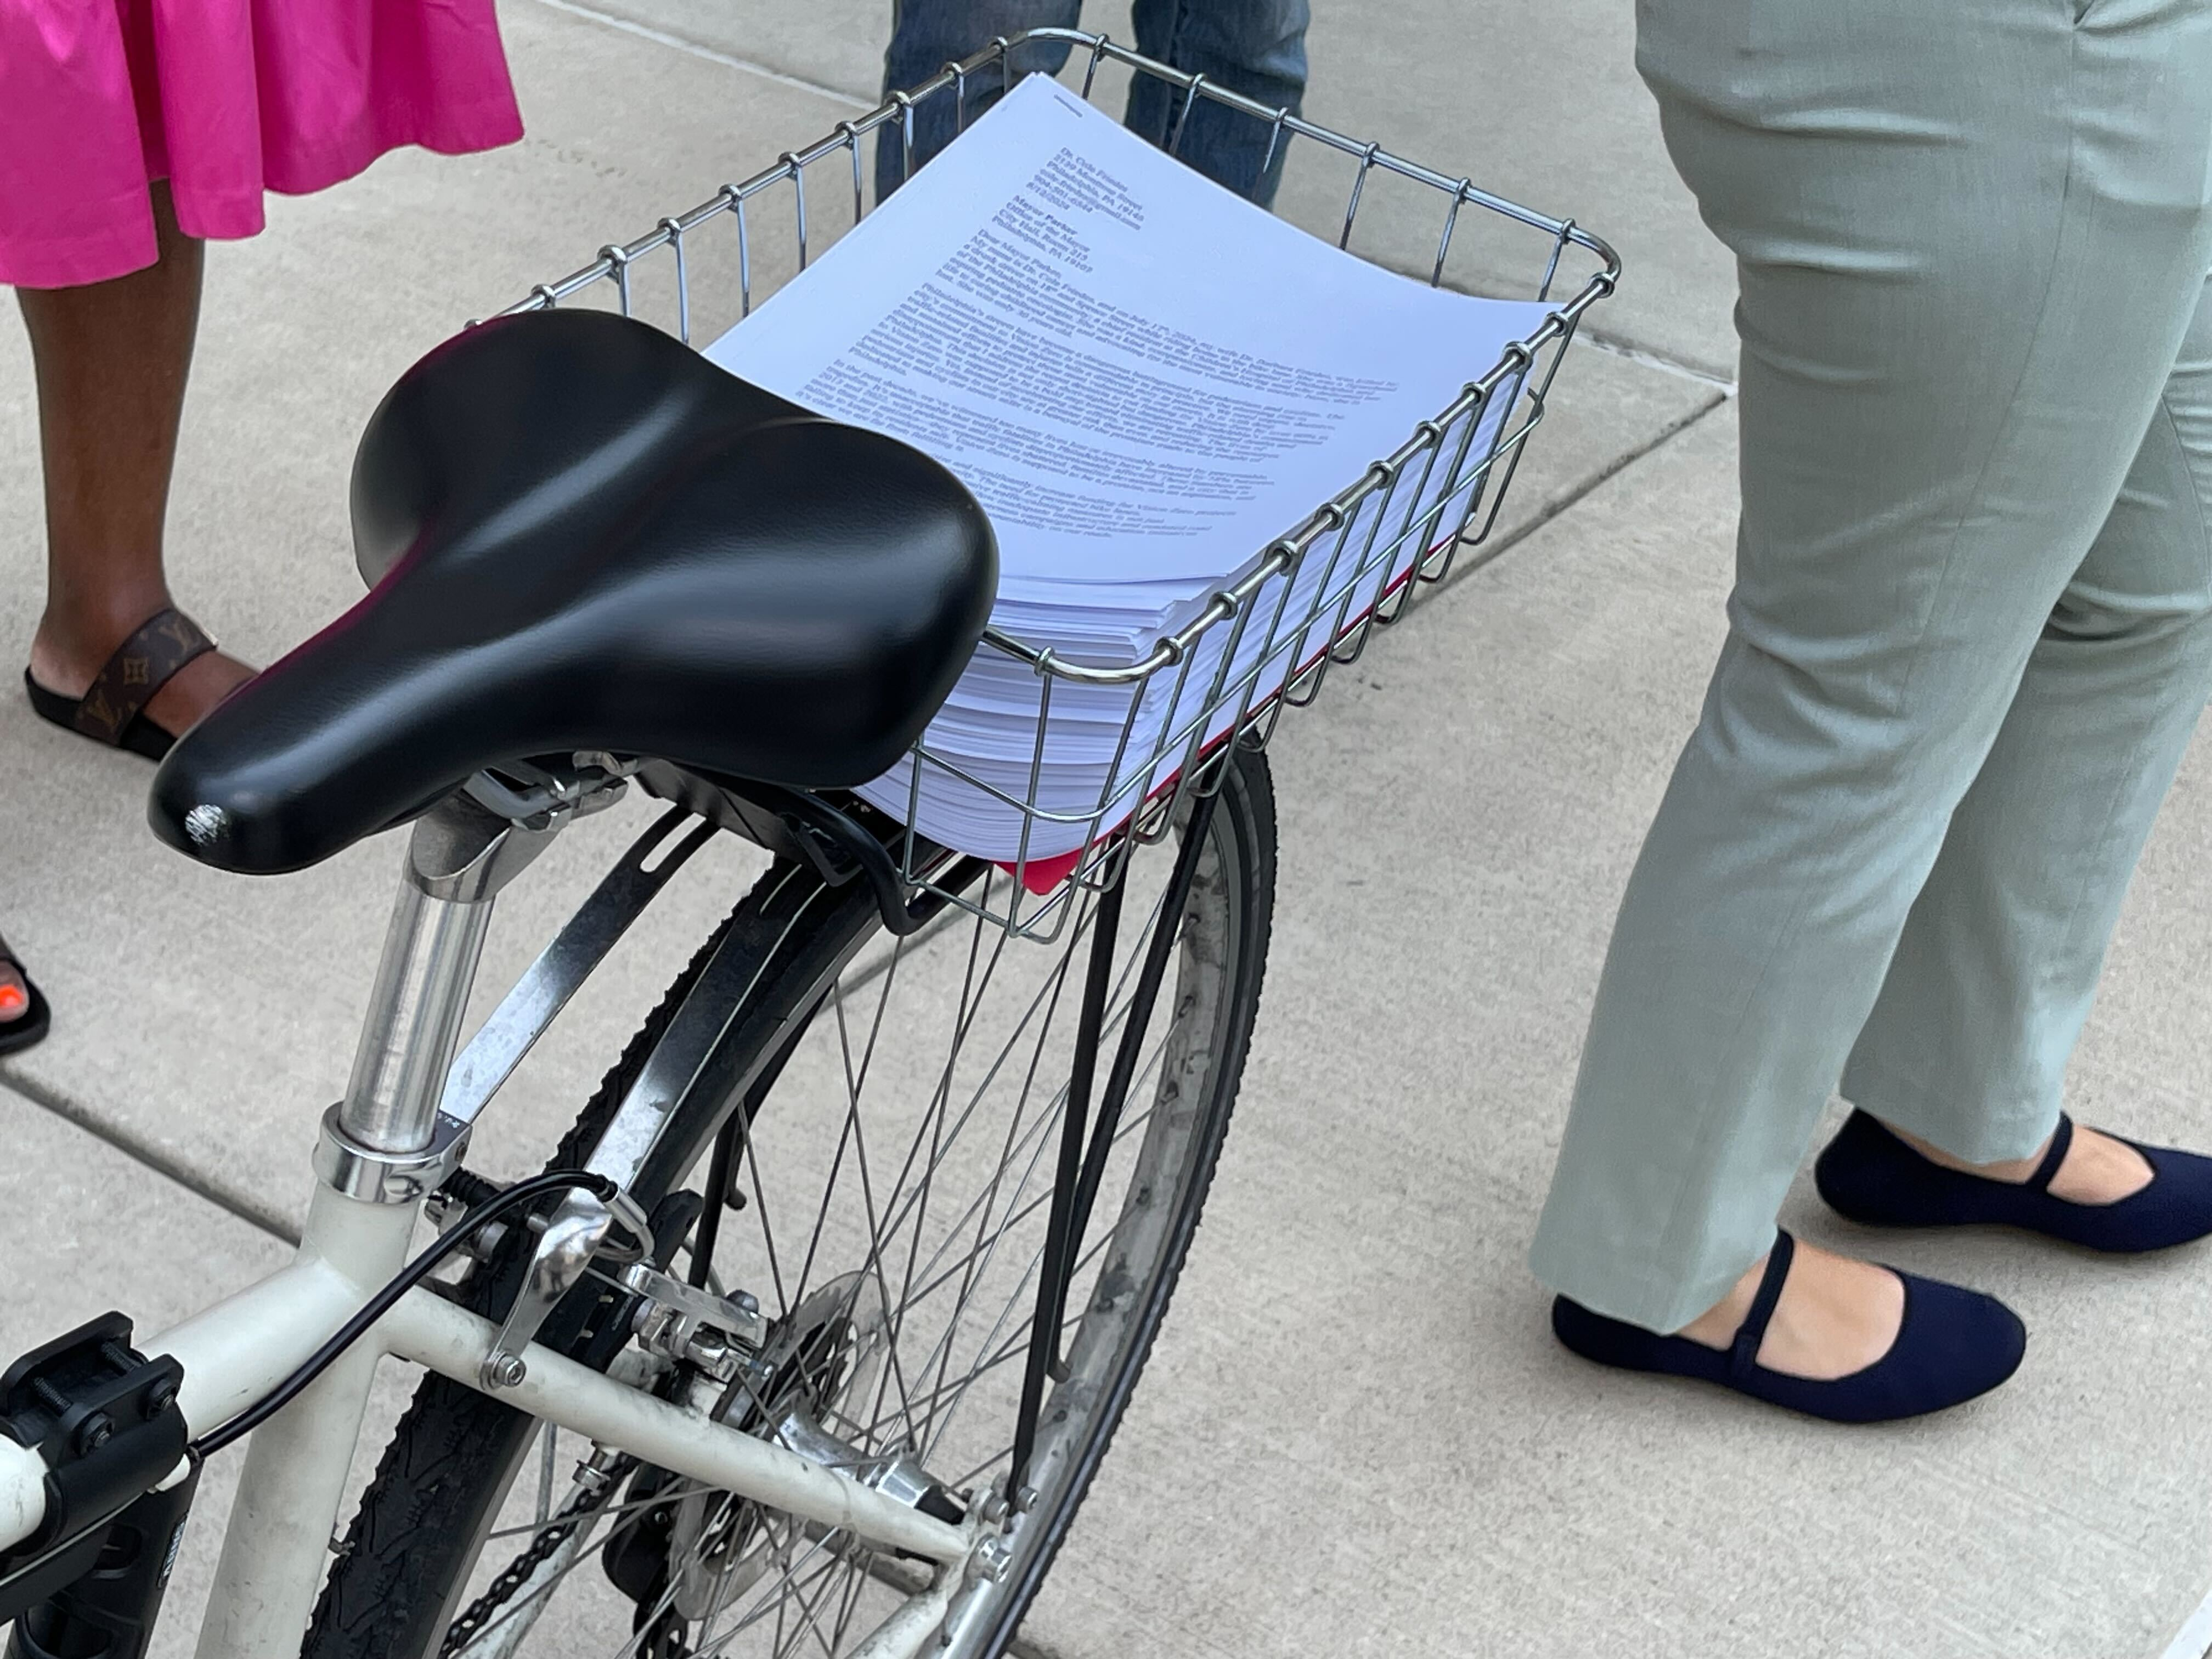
[{"xmin": 707, "ymin": 75, "xmax": 1551, "ymax": 864}]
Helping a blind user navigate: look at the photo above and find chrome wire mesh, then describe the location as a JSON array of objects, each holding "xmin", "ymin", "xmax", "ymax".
[{"xmin": 500, "ymin": 28, "xmax": 1619, "ymax": 938}]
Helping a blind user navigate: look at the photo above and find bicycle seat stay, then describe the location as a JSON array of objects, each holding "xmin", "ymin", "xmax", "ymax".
[{"xmin": 149, "ymin": 309, "xmax": 998, "ymax": 875}]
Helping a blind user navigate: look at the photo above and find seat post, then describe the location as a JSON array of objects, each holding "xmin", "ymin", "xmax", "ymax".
[
  {"xmin": 337, "ymin": 794, "xmax": 557, "ymax": 1156},
  {"xmin": 204, "ymin": 794, "xmax": 565, "ymax": 1659}
]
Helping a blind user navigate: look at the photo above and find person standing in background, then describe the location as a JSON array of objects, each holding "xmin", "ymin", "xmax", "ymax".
[
  {"xmin": 2, "ymin": 0, "xmax": 528, "ymax": 1045},
  {"xmin": 878, "ymin": 0, "xmax": 1311, "ymax": 207}
]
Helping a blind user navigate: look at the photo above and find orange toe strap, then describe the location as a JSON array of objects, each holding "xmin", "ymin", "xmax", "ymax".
[{"xmin": 0, "ymin": 984, "xmax": 25, "ymax": 1018}]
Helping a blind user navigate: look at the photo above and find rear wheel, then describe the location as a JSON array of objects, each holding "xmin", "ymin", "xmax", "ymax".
[{"xmin": 305, "ymin": 750, "xmax": 1275, "ymax": 1659}]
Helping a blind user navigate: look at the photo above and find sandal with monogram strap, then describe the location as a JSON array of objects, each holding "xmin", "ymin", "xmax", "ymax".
[
  {"xmin": 23, "ymin": 607, "xmax": 218, "ymax": 761},
  {"xmin": 0, "ymin": 931, "xmax": 49, "ymax": 1057}
]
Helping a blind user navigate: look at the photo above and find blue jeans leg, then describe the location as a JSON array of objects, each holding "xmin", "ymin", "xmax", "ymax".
[
  {"xmin": 1126, "ymin": 0, "xmax": 1309, "ymax": 205},
  {"xmin": 877, "ymin": 0, "xmax": 1081, "ymax": 202},
  {"xmin": 878, "ymin": 0, "xmax": 1309, "ymax": 206}
]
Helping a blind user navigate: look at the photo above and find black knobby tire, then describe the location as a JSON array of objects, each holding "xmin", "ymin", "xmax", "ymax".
[{"xmin": 302, "ymin": 750, "xmax": 1276, "ymax": 1659}]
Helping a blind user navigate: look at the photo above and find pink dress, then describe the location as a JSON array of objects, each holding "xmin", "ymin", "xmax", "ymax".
[{"xmin": 1, "ymin": 0, "xmax": 523, "ymax": 289}]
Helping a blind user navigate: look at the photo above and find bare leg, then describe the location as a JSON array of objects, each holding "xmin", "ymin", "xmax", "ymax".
[{"xmin": 18, "ymin": 181, "xmax": 253, "ymax": 737}]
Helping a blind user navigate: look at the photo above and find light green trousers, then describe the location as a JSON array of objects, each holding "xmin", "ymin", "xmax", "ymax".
[{"xmin": 1530, "ymin": 0, "xmax": 2212, "ymax": 1333}]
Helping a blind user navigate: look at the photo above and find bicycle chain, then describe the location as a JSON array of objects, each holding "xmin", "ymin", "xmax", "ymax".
[{"xmin": 439, "ymin": 1455, "xmax": 637, "ymax": 1657}]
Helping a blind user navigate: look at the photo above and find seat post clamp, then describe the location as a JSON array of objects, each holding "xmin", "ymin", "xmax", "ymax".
[{"xmin": 313, "ymin": 1104, "xmax": 472, "ymax": 1206}]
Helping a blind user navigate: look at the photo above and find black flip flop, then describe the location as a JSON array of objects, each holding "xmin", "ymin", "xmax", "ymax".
[
  {"xmin": 0, "ymin": 932, "xmax": 50, "ymax": 1057},
  {"xmin": 24, "ymin": 607, "xmax": 217, "ymax": 762}
]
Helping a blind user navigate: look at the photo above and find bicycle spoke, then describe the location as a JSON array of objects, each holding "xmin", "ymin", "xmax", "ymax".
[
  {"xmin": 857, "ymin": 1232, "xmax": 1108, "ymax": 1453},
  {"xmin": 757, "ymin": 1528, "xmax": 844, "ymax": 1659},
  {"xmin": 693, "ymin": 1520, "xmax": 845, "ymax": 1659},
  {"xmin": 812, "ymin": 877, "xmax": 1177, "ymax": 1469},
  {"xmin": 824, "ymin": 1559, "xmax": 875, "ymax": 1656},
  {"xmin": 924, "ymin": 1262, "xmax": 1150, "ymax": 1501},
  {"xmin": 795, "ymin": 899, "xmax": 1025, "ymax": 1456},
  {"xmin": 914, "ymin": 905, "xmax": 1091, "ymax": 1439},
  {"xmin": 535, "ymin": 1426, "xmax": 556, "ymax": 1527},
  {"xmin": 425, "ymin": 759, "xmax": 1259, "ymax": 1658},
  {"xmin": 857, "ymin": 1322, "xmax": 1031, "ymax": 1444},
  {"xmin": 452, "ymin": 1484, "xmax": 660, "ymax": 1655},
  {"xmin": 778, "ymin": 1546, "xmax": 853, "ymax": 1659},
  {"xmin": 878, "ymin": 904, "xmax": 1011, "ymax": 1388},
  {"xmin": 832, "ymin": 879, "xmax": 1166, "ymax": 1444},
  {"xmin": 802, "ymin": 1005, "xmax": 920, "ymax": 1450},
  {"xmin": 891, "ymin": 1050, "xmax": 1164, "ymax": 1344},
  {"xmin": 920, "ymin": 1212, "xmax": 1125, "ymax": 1460},
  {"xmin": 887, "ymin": 1045, "xmax": 1169, "ymax": 1454},
  {"xmin": 830, "ymin": 903, "xmax": 1032, "ymax": 1459},
  {"xmin": 792, "ymin": 930, "xmax": 911, "ymax": 1307},
  {"xmin": 479, "ymin": 1478, "xmax": 697, "ymax": 1547}
]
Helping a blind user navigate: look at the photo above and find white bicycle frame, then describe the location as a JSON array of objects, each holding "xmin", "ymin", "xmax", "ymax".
[{"xmin": 0, "ymin": 791, "xmax": 990, "ymax": 1659}]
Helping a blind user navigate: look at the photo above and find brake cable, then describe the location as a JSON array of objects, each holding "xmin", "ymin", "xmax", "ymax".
[{"xmin": 189, "ymin": 1170, "xmax": 635, "ymax": 1460}]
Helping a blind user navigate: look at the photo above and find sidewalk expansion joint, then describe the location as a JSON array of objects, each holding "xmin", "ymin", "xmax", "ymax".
[
  {"xmin": 1358, "ymin": 262, "xmax": 1735, "ymax": 395},
  {"xmin": 1579, "ymin": 325, "xmax": 1736, "ymax": 395},
  {"xmin": 529, "ymin": 0, "xmax": 876, "ymax": 108},
  {"xmin": 1439, "ymin": 386, "xmax": 1726, "ymax": 594},
  {"xmin": 0, "ymin": 1067, "xmax": 301, "ymax": 1248}
]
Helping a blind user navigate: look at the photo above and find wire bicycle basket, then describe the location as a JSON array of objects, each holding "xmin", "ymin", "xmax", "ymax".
[{"xmin": 497, "ymin": 28, "xmax": 1620, "ymax": 939}]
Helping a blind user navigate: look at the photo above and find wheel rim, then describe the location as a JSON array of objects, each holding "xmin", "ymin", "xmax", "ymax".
[{"xmin": 442, "ymin": 787, "xmax": 1255, "ymax": 1658}]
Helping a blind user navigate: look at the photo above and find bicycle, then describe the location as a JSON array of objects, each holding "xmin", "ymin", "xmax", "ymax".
[{"xmin": 0, "ymin": 32, "xmax": 1614, "ymax": 1659}]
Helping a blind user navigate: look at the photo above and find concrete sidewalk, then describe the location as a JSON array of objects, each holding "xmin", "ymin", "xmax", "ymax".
[{"xmin": 0, "ymin": 2, "xmax": 2205, "ymax": 1656}]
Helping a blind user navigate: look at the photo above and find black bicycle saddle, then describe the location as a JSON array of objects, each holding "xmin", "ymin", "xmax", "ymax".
[{"xmin": 149, "ymin": 309, "xmax": 997, "ymax": 874}]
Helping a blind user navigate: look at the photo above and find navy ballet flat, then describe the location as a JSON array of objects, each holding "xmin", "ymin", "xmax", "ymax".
[
  {"xmin": 1815, "ymin": 1109, "xmax": 2212, "ymax": 1254},
  {"xmin": 1551, "ymin": 1231, "xmax": 2025, "ymax": 1424}
]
